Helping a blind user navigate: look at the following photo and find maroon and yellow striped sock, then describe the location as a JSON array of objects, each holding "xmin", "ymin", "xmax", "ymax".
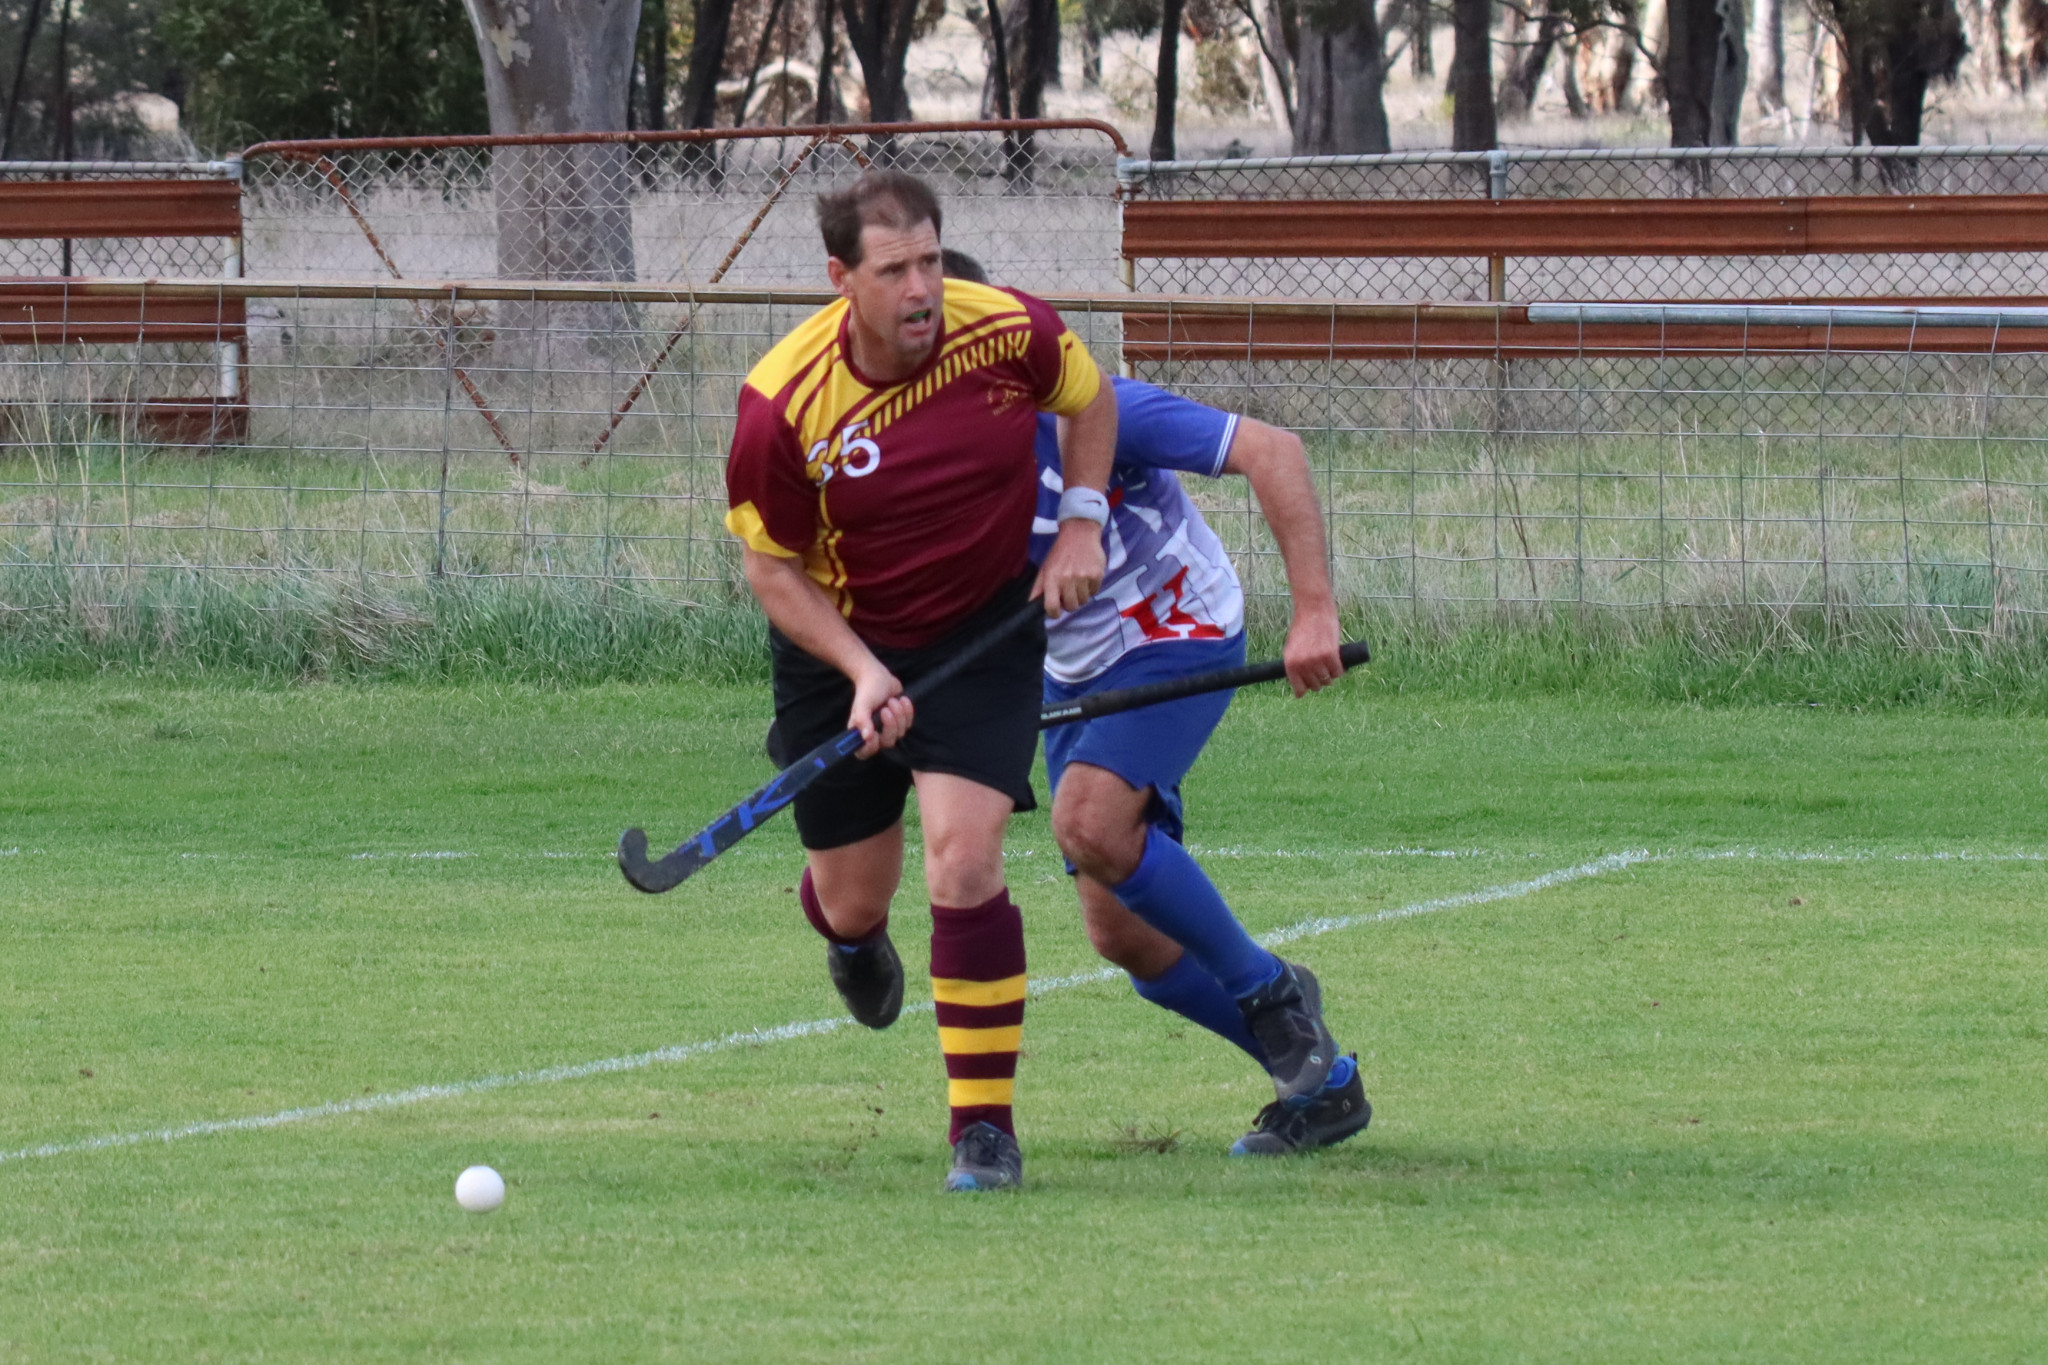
[{"xmin": 930, "ymin": 890, "xmax": 1026, "ymax": 1142}]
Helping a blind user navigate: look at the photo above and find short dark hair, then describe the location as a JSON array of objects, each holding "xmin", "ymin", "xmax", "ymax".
[
  {"xmin": 816, "ymin": 170, "xmax": 943, "ymax": 268},
  {"xmin": 940, "ymin": 248, "xmax": 988, "ymax": 284}
]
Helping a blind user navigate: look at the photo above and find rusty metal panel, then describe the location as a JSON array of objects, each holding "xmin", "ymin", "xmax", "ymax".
[
  {"xmin": 1122, "ymin": 199, "xmax": 1811, "ymax": 258},
  {"xmin": 1123, "ymin": 195, "xmax": 2048, "ymax": 261},
  {"xmin": 1802, "ymin": 196, "xmax": 2048, "ymax": 252},
  {"xmin": 1122, "ymin": 307, "xmax": 2048, "ymax": 360},
  {"xmin": 0, "ymin": 179, "xmax": 242, "ymax": 239},
  {"xmin": 0, "ymin": 289, "xmax": 245, "ymax": 344}
]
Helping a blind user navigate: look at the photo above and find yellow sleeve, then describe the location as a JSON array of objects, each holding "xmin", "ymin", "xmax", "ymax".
[
  {"xmin": 723, "ymin": 501, "xmax": 799, "ymax": 558},
  {"xmin": 1038, "ymin": 328, "xmax": 1103, "ymax": 417}
]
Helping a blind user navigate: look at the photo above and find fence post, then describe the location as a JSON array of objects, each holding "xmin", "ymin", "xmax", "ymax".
[
  {"xmin": 1895, "ymin": 318, "xmax": 1917, "ymax": 626},
  {"xmin": 1978, "ymin": 323, "xmax": 2003, "ymax": 635},
  {"xmin": 219, "ymin": 156, "xmax": 244, "ymax": 404},
  {"xmin": 435, "ymin": 289, "xmax": 457, "ymax": 579},
  {"xmin": 1115, "ymin": 154, "xmax": 1138, "ymax": 380},
  {"xmin": 1486, "ymin": 149, "xmax": 1509, "ymax": 303}
]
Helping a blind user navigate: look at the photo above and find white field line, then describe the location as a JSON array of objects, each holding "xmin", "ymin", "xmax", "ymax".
[
  {"xmin": 1260, "ymin": 850, "xmax": 1653, "ymax": 947},
  {"xmin": 0, "ymin": 852, "xmax": 1653, "ymax": 1168}
]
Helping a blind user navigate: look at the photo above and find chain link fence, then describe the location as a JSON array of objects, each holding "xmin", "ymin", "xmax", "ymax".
[
  {"xmin": 5, "ymin": 282, "xmax": 2046, "ymax": 636},
  {"xmin": 1121, "ymin": 145, "xmax": 2048, "ymax": 303},
  {"xmin": 14, "ymin": 136, "xmax": 2048, "ymax": 314},
  {"xmin": 239, "ymin": 122, "xmax": 1127, "ymax": 297},
  {"xmin": 1130, "ymin": 249, "xmax": 2048, "ymax": 307},
  {"xmin": 0, "ymin": 160, "xmax": 243, "ymax": 279},
  {"xmin": 1118, "ymin": 145, "xmax": 2048, "ymax": 201}
]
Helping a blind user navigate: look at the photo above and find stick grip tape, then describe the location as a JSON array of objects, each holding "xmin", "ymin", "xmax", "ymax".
[{"xmin": 1038, "ymin": 639, "xmax": 1370, "ymax": 729}]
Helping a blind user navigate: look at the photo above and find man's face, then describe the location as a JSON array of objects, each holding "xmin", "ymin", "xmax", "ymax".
[{"xmin": 828, "ymin": 218, "xmax": 945, "ymax": 375}]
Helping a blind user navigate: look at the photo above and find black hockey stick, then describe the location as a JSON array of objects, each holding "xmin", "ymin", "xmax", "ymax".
[
  {"xmin": 1038, "ymin": 638, "xmax": 1371, "ymax": 729},
  {"xmin": 618, "ymin": 601, "xmax": 1046, "ymax": 894}
]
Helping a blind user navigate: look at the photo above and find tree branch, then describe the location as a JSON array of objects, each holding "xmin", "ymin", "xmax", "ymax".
[{"xmin": 1231, "ymin": 0, "xmax": 1294, "ymax": 124}]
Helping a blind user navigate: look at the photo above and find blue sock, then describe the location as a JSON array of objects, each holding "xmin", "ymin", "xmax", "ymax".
[
  {"xmin": 1131, "ymin": 953, "xmax": 1270, "ymax": 1070},
  {"xmin": 1112, "ymin": 826, "xmax": 1282, "ymax": 999}
]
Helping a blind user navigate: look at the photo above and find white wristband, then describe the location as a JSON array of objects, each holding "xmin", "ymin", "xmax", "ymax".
[{"xmin": 1057, "ymin": 486, "xmax": 1111, "ymax": 528}]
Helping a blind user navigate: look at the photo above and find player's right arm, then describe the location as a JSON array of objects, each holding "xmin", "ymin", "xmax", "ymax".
[
  {"xmin": 1222, "ymin": 419, "xmax": 1343, "ymax": 697},
  {"xmin": 740, "ymin": 550, "xmax": 910, "ymax": 759},
  {"xmin": 1110, "ymin": 379, "xmax": 1341, "ymax": 697},
  {"xmin": 726, "ymin": 381, "xmax": 909, "ymax": 758}
]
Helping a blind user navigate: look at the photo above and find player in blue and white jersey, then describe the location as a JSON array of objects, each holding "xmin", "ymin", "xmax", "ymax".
[
  {"xmin": 942, "ymin": 245, "xmax": 1366, "ymax": 1153},
  {"xmin": 1025, "ymin": 374, "xmax": 1371, "ymax": 1154}
]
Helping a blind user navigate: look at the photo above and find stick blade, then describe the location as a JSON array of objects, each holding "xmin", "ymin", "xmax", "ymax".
[{"xmin": 617, "ymin": 827, "xmax": 703, "ymax": 894}]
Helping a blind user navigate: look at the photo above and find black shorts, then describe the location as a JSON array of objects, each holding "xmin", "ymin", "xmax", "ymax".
[{"xmin": 767, "ymin": 572, "xmax": 1047, "ymax": 851}]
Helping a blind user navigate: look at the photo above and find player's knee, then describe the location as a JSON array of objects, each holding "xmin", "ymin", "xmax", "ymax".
[
  {"xmin": 922, "ymin": 827, "xmax": 1005, "ymax": 906},
  {"xmin": 1052, "ymin": 795, "xmax": 1145, "ymax": 884}
]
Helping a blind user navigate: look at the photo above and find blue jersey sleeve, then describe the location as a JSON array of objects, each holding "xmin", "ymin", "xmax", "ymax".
[{"xmin": 1112, "ymin": 377, "xmax": 1238, "ymax": 478}]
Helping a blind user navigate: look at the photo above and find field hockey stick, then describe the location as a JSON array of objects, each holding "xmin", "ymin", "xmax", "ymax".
[
  {"xmin": 1038, "ymin": 639, "xmax": 1372, "ymax": 729},
  {"xmin": 618, "ymin": 601, "xmax": 1046, "ymax": 894}
]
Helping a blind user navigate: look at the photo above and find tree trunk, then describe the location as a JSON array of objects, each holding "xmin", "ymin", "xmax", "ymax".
[
  {"xmin": 1753, "ymin": 0, "xmax": 1784, "ymax": 111},
  {"xmin": 815, "ymin": 0, "xmax": 841, "ymax": 119},
  {"xmin": 840, "ymin": 0, "xmax": 920, "ymax": 121},
  {"xmin": 644, "ymin": 0, "xmax": 669, "ymax": 129},
  {"xmin": 1010, "ymin": 0, "xmax": 1058, "ymax": 179},
  {"xmin": 464, "ymin": 0, "xmax": 641, "ymax": 275},
  {"xmin": 52, "ymin": 0, "xmax": 71, "ymax": 163},
  {"xmin": 678, "ymin": 0, "xmax": 736, "ymax": 128},
  {"xmin": 1018, "ymin": 0, "xmax": 1059, "ymax": 115},
  {"xmin": 1822, "ymin": 0, "xmax": 1966, "ymax": 149},
  {"xmin": 1597, "ymin": 0, "xmax": 1641, "ymax": 110},
  {"xmin": 1664, "ymin": 0, "xmax": 1719, "ymax": 143},
  {"xmin": 1276, "ymin": 0, "xmax": 1302, "ymax": 59},
  {"xmin": 1293, "ymin": 0, "xmax": 1392, "ymax": 151},
  {"xmin": 1410, "ymin": 0, "xmax": 1434, "ymax": 74},
  {"xmin": 462, "ymin": 0, "xmax": 642, "ymax": 362},
  {"xmin": 1708, "ymin": 0, "xmax": 1747, "ymax": 143},
  {"xmin": 1151, "ymin": 0, "xmax": 1184, "ymax": 160},
  {"xmin": 1036, "ymin": 0, "xmax": 1061, "ymax": 91},
  {"xmin": 1254, "ymin": 0, "xmax": 1297, "ymax": 116},
  {"xmin": 1879, "ymin": 13, "xmax": 1945, "ymax": 144},
  {"xmin": 1448, "ymin": 0, "xmax": 1496, "ymax": 150},
  {"xmin": 734, "ymin": 0, "xmax": 791, "ymax": 126},
  {"xmin": 1498, "ymin": 0, "xmax": 1567, "ymax": 120},
  {"xmin": 2, "ymin": 0, "xmax": 46, "ymax": 159},
  {"xmin": 980, "ymin": 0, "xmax": 1018, "ymax": 116}
]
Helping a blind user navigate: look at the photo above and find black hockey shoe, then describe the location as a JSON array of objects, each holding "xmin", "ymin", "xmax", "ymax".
[
  {"xmin": 1230, "ymin": 1055, "xmax": 1372, "ymax": 1156},
  {"xmin": 826, "ymin": 932, "xmax": 905, "ymax": 1029},
  {"xmin": 944, "ymin": 1121, "xmax": 1023, "ymax": 1192},
  {"xmin": 1237, "ymin": 959, "xmax": 1339, "ymax": 1106}
]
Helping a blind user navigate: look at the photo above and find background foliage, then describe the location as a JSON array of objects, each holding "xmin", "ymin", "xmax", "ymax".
[{"xmin": 162, "ymin": 0, "xmax": 486, "ymax": 144}]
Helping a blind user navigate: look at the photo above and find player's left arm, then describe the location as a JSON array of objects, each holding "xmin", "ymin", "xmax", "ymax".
[
  {"xmin": 1025, "ymin": 312, "xmax": 1115, "ymax": 618},
  {"xmin": 1037, "ymin": 375, "xmax": 1115, "ymax": 616},
  {"xmin": 1222, "ymin": 419, "xmax": 1344, "ymax": 697}
]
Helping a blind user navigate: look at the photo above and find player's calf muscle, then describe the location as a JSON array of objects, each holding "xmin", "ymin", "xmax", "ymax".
[
  {"xmin": 1079, "ymin": 881, "xmax": 1183, "ymax": 977},
  {"xmin": 806, "ymin": 827, "xmax": 903, "ymax": 936}
]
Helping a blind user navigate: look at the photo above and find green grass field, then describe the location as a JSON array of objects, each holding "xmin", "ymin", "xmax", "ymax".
[{"xmin": 4, "ymin": 676, "xmax": 2046, "ymax": 1361}]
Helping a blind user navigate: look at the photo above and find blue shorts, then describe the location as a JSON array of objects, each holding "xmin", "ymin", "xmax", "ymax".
[{"xmin": 1042, "ymin": 634, "xmax": 1247, "ymax": 848}]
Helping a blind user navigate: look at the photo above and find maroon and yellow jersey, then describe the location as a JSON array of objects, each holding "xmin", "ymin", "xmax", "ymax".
[{"xmin": 724, "ymin": 279, "xmax": 1101, "ymax": 649}]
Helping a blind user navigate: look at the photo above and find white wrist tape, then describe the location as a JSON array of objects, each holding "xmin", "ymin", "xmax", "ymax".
[{"xmin": 1057, "ymin": 486, "xmax": 1111, "ymax": 528}]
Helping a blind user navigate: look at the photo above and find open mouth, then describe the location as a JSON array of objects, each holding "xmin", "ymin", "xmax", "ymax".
[{"xmin": 903, "ymin": 308, "xmax": 933, "ymax": 328}]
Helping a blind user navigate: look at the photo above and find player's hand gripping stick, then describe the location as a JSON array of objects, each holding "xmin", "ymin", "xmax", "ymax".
[
  {"xmin": 1038, "ymin": 639, "xmax": 1371, "ymax": 729},
  {"xmin": 618, "ymin": 602, "xmax": 1047, "ymax": 894}
]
